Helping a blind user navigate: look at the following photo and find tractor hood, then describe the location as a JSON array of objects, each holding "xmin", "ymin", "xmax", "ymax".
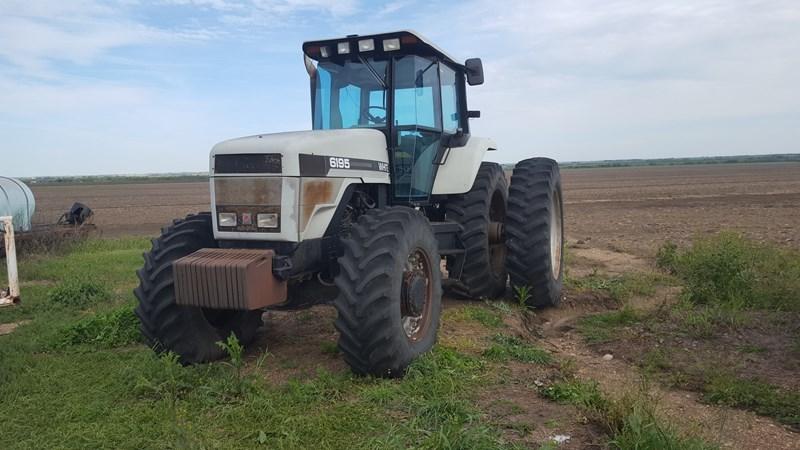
[{"xmin": 210, "ymin": 129, "xmax": 389, "ymax": 178}]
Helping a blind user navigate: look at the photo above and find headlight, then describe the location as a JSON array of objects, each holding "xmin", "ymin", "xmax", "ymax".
[
  {"xmin": 257, "ymin": 213, "xmax": 279, "ymax": 229},
  {"xmin": 218, "ymin": 212, "xmax": 237, "ymax": 227}
]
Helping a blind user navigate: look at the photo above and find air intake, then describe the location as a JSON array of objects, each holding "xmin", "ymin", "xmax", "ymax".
[{"xmin": 214, "ymin": 153, "xmax": 282, "ymax": 174}]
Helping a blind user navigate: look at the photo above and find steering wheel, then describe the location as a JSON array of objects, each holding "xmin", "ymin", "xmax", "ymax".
[{"xmin": 364, "ymin": 106, "xmax": 387, "ymax": 124}]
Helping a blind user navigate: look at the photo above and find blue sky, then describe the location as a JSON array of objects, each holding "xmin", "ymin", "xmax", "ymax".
[{"xmin": 1, "ymin": 0, "xmax": 799, "ymax": 177}]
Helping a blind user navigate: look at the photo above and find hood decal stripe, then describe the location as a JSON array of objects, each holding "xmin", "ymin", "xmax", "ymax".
[{"xmin": 299, "ymin": 154, "xmax": 389, "ymax": 176}]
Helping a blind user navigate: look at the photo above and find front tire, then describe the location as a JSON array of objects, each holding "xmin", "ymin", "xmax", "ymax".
[
  {"xmin": 134, "ymin": 213, "xmax": 262, "ymax": 363},
  {"xmin": 334, "ymin": 207, "xmax": 443, "ymax": 377},
  {"xmin": 506, "ymin": 158, "xmax": 564, "ymax": 307}
]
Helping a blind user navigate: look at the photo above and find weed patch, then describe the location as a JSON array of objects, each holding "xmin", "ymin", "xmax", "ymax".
[
  {"xmin": 56, "ymin": 305, "xmax": 141, "ymax": 348},
  {"xmin": 46, "ymin": 278, "xmax": 110, "ymax": 307},
  {"xmin": 453, "ymin": 304, "xmax": 506, "ymax": 328},
  {"xmin": 671, "ymin": 302, "xmax": 747, "ymax": 338},
  {"xmin": 704, "ymin": 374, "xmax": 800, "ymax": 429},
  {"xmin": 607, "ymin": 392, "xmax": 715, "ymax": 450},
  {"xmin": 569, "ymin": 270, "xmax": 671, "ymax": 302},
  {"xmin": 483, "ymin": 334, "xmax": 553, "ymax": 364},
  {"xmin": 540, "ymin": 377, "xmax": 715, "ymax": 449},
  {"xmin": 539, "ymin": 378, "xmax": 605, "ymax": 409},
  {"xmin": 577, "ymin": 307, "xmax": 640, "ymax": 344},
  {"xmin": 659, "ymin": 232, "xmax": 800, "ymax": 311}
]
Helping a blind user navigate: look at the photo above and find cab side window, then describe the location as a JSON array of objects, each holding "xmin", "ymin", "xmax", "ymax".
[
  {"xmin": 439, "ymin": 65, "xmax": 460, "ymax": 134},
  {"xmin": 392, "ymin": 55, "xmax": 442, "ymax": 201}
]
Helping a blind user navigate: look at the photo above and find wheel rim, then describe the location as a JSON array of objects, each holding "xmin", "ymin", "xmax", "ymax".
[
  {"xmin": 401, "ymin": 247, "xmax": 433, "ymax": 341},
  {"xmin": 550, "ymin": 188, "xmax": 563, "ymax": 278}
]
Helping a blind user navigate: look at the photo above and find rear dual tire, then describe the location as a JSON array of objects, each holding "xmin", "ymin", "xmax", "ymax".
[
  {"xmin": 506, "ymin": 158, "xmax": 564, "ymax": 307},
  {"xmin": 446, "ymin": 162, "xmax": 508, "ymax": 299}
]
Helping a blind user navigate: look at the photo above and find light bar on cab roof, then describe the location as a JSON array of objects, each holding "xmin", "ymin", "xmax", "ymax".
[
  {"xmin": 304, "ymin": 31, "xmax": 460, "ymax": 63},
  {"xmin": 382, "ymin": 38, "xmax": 400, "ymax": 51},
  {"xmin": 358, "ymin": 39, "xmax": 375, "ymax": 52}
]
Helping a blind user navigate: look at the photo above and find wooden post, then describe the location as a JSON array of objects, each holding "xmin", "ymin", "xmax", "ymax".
[{"xmin": 1, "ymin": 216, "xmax": 19, "ymax": 306}]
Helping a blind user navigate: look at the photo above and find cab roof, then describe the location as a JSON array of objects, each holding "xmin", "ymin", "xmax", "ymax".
[{"xmin": 302, "ymin": 30, "xmax": 464, "ymax": 69}]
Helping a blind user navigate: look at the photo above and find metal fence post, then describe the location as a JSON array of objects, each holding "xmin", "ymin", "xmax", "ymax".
[{"xmin": 1, "ymin": 216, "xmax": 19, "ymax": 306}]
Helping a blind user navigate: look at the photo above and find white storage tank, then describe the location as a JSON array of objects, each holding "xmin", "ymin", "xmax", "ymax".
[{"xmin": 0, "ymin": 177, "xmax": 36, "ymax": 232}]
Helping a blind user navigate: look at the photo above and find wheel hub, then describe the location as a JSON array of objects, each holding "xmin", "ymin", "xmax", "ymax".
[
  {"xmin": 488, "ymin": 221, "xmax": 505, "ymax": 244},
  {"xmin": 402, "ymin": 274, "xmax": 428, "ymax": 316},
  {"xmin": 401, "ymin": 248, "xmax": 432, "ymax": 341}
]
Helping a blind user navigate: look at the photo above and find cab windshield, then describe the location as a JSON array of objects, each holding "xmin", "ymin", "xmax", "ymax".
[
  {"xmin": 311, "ymin": 54, "xmax": 454, "ymax": 203},
  {"xmin": 313, "ymin": 58, "xmax": 388, "ymax": 130}
]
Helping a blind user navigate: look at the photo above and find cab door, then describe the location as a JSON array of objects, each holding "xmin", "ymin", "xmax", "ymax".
[{"xmin": 391, "ymin": 55, "xmax": 443, "ymax": 203}]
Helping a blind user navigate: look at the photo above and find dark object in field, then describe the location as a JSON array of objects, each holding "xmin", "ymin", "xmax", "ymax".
[
  {"xmin": 1, "ymin": 202, "xmax": 96, "ymax": 257},
  {"xmin": 58, "ymin": 202, "xmax": 93, "ymax": 226}
]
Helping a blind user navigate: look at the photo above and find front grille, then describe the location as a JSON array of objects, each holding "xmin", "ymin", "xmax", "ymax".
[
  {"xmin": 214, "ymin": 177, "xmax": 282, "ymax": 233},
  {"xmin": 215, "ymin": 153, "xmax": 282, "ymax": 174}
]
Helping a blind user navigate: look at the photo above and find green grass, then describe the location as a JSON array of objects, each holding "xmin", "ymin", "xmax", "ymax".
[
  {"xmin": 568, "ymin": 270, "xmax": 672, "ymax": 302},
  {"xmin": 482, "ymin": 334, "xmax": 553, "ymax": 364},
  {"xmin": 0, "ymin": 238, "xmax": 532, "ymax": 449},
  {"xmin": 46, "ymin": 278, "xmax": 110, "ymax": 308},
  {"xmin": 0, "ymin": 237, "xmax": 150, "ymax": 323},
  {"xmin": 703, "ymin": 374, "xmax": 800, "ymax": 429},
  {"xmin": 539, "ymin": 378, "xmax": 716, "ymax": 449},
  {"xmin": 452, "ymin": 304, "xmax": 506, "ymax": 329},
  {"xmin": 0, "ymin": 237, "xmax": 721, "ymax": 448},
  {"xmin": 670, "ymin": 302, "xmax": 747, "ymax": 338},
  {"xmin": 539, "ymin": 378, "xmax": 605, "ymax": 407},
  {"xmin": 657, "ymin": 233, "xmax": 800, "ymax": 311},
  {"xmin": 646, "ymin": 234, "xmax": 800, "ymax": 428},
  {"xmin": 577, "ymin": 307, "xmax": 640, "ymax": 344},
  {"xmin": 55, "ymin": 304, "xmax": 142, "ymax": 348},
  {"xmin": 639, "ymin": 348, "xmax": 673, "ymax": 374}
]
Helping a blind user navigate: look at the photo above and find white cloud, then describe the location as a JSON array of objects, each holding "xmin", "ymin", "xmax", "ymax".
[
  {"xmin": 0, "ymin": 0, "xmax": 200, "ymax": 77},
  {"xmin": 1, "ymin": 0, "xmax": 799, "ymax": 176},
  {"xmin": 420, "ymin": 0, "xmax": 800, "ymax": 161}
]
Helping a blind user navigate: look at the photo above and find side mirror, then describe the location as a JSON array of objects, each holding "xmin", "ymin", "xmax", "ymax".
[{"xmin": 465, "ymin": 58, "xmax": 484, "ymax": 86}]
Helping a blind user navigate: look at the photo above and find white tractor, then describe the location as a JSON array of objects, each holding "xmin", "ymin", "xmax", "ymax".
[{"xmin": 134, "ymin": 31, "xmax": 564, "ymax": 377}]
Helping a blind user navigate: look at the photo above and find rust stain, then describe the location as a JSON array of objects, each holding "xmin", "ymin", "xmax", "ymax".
[
  {"xmin": 301, "ymin": 179, "xmax": 337, "ymax": 230},
  {"xmin": 215, "ymin": 177, "xmax": 282, "ymax": 205}
]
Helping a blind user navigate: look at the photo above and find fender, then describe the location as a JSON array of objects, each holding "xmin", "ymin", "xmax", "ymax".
[{"xmin": 431, "ymin": 136, "xmax": 498, "ymax": 195}]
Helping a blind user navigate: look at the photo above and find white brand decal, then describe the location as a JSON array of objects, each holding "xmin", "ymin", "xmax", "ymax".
[{"xmin": 329, "ymin": 157, "xmax": 350, "ymax": 169}]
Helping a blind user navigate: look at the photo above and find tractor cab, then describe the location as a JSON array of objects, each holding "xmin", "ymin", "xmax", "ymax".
[{"xmin": 302, "ymin": 31, "xmax": 484, "ymax": 203}]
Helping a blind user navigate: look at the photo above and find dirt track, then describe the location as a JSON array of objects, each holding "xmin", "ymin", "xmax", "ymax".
[
  {"xmin": 561, "ymin": 163, "xmax": 800, "ymax": 256},
  {"xmin": 30, "ymin": 162, "xmax": 800, "ymax": 253}
]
